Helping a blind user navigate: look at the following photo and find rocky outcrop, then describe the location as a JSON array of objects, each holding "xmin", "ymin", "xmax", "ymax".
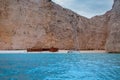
[
  {"xmin": 0, "ymin": 0, "xmax": 120, "ymax": 52},
  {"xmin": 0, "ymin": 0, "xmax": 86, "ymax": 50},
  {"xmin": 105, "ymin": 0, "xmax": 120, "ymax": 52}
]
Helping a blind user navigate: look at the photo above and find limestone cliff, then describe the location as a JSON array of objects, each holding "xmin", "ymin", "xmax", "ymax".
[
  {"xmin": 105, "ymin": 0, "xmax": 120, "ymax": 52},
  {"xmin": 0, "ymin": 0, "xmax": 120, "ymax": 52},
  {"xmin": 0, "ymin": 0, "xmax": 88, "ymax": 50}
]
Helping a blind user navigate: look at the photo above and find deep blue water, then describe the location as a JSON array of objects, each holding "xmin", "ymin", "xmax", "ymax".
[{"xmin": 0, "ymin": 53, "xmax": 120, "ymax": 80}]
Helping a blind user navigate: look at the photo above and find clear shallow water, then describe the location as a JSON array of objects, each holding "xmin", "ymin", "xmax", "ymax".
[{"xmin": 0, "ymin": 53, "xmax": 120, "ymax": 80}]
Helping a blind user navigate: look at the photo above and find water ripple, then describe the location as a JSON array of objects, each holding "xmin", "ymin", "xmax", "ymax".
[{"xmin": 0, "ymin": 53, "xmax": 120, "ymax": 80}]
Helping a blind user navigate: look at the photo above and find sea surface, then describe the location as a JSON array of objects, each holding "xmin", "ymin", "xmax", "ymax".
[{"xmin": 0, "ymin": 53, "xmax": 120, "ymax": 80}]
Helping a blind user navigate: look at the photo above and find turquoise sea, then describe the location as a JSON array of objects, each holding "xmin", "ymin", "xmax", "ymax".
[{"xmin": 0, "ymin": 53, "xmax": 120, "ymax": 80}]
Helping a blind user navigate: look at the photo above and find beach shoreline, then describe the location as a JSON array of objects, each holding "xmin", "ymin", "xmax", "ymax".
[{"xmin": 0, "ymin": 50, "xmax": 107, "ymax": 54}]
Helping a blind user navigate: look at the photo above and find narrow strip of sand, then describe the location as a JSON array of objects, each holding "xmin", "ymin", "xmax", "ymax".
[
  {"xmin": 0, "ymin": 50, "xmax": 27, "ymax": 53},
  {"xmin": 0, "ymin": 50, "xmax": 107, "ymax": 54},
  {"xmin": 80, "ymin": 50, "xmax": 106, "ymax": 53}
]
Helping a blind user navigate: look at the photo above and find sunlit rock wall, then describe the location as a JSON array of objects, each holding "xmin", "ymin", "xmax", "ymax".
[{"xmin": 0, "ymin": 0, "xmax": 120, "ymax": 52}]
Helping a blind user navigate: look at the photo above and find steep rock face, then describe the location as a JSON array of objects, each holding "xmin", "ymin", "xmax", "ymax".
[
  {"xmin": 105, "ymin": 0, "xmax": 120, "ymax": 52},
  {"xmin": 90, "ymin": 11, "xmax": 111, "ymax": 50},
  {"xmin": 86, "ymin": 0, "xmax": 120, "ymax": 52},
  {"xmin": 0, "ymin": 0, "xmax": 88, "ymax": 50},
  {"xmin": 0, "ymin": 0, "xmax": 120, "ymax": 52}
]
